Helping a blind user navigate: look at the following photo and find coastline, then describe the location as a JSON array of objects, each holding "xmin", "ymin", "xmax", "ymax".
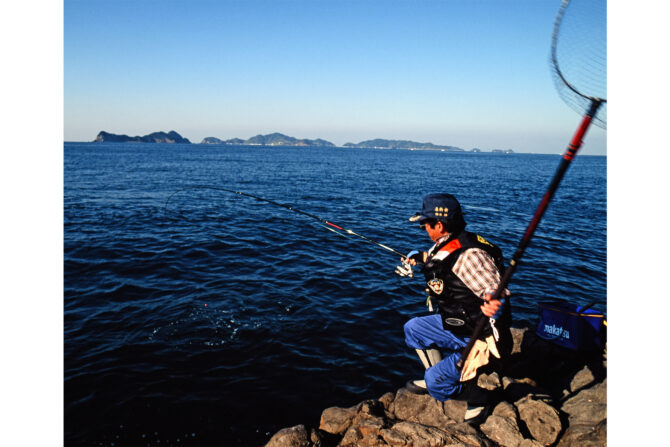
[{"xmin": 266, "ymin": 327, "xmax": 606, "ymax": 447}]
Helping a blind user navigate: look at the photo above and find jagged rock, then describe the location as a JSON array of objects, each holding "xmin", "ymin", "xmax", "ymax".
[
  {"xmin": 518, "ymin": 439, "xmax": 544, "ymax": 447},
  {"xmin": 480, "ymin": 414, "xmax": 524, "ymax": 447},
  {"xmin": 561, "ymin": 379, "xmax": 607, "ymax": 425},
  {"xmin": 339, "ymin": 417, "xmax": 385, "ymax": 447},
  {"xmin": 515, "ymin": 395, "xmax": 562, "ymax": 445},
  {"xmin": 502, "ymin": 376, "xmax": 551, "ymax": 403},
  {"xmin": 379, "ymin": 421, "xmax": 473, "ymax": 447},
  {"xmin": 265, "ymin": 424, "xmax": 311, "ymax": 447},
  {"xmin": 478, "ymin": 372, "xmax": 502, "ymax": 391},
  {"xmin": 266, "ymin": 326, "xmax": 607, "ymax": 447},
  {"xmin": 378, "ymin": 392, "xmax": 395, "ymax": 411},
  {"xmin": 319, "ymin": 405, "xmax": 357, "ymax": 435},
  {"xmin": 510, "ymin": 327, "xmax": 527, "ymax": 354},
  {"xmin": 569, "ymin": 365, "xmax": 595, "ymax": 393},
  {"xmin": 556, "ymin": 420, "xmax": 606, "ymax": 447},
  {"xmin": 443, "ymin": 398, "xmax": 468, "ymax": 423},
  {"xmin": 444, "ymin": 423, "xmax": 488, "ymax": 447},
  {"xmin": 309, "ymin": 429, "xmax": 325, "ymax": 447},
  {"xmin": 391, "ymin": 388, "xmax": 457, "ymax": 427},
  {"xmin": 492, "ymin": 401, "xmax": 517, "ymax": 420},
  {"xmin": 338, "ymin": 424, "xmax": 364, "ymax": 446},
  {"xmin": 333, "ymin": 399, "xmax": 394, "ymax": 446}
]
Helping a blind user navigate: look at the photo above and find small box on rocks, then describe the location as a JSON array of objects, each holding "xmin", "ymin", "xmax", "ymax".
[{"xmin": 536, "ymin": 301, "xmax": 605, "ymax": 351}]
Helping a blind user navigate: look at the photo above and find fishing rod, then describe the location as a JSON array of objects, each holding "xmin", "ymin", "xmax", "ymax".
[{"xmin": 164, "ymin": 186, "xmax": 407, "ymax": 258}]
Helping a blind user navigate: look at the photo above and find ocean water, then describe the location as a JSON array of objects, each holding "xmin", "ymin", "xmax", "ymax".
[{"xmin": 64, "ymin": 143, "xmax": 606, "ymax": 446}]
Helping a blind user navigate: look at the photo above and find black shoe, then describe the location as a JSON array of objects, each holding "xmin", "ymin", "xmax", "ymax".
[
  {"xmin": 454, "ymin": 381, "xmax": 489, "ymax": 405},
  {"xmin": 405, "ymin": 379, "xmax": 429, "ymax": 395},
  {"xmin": 464, "ymin": 402, "xmax": 492, "ymax": 426},
  {"xmin": 456, "ymin": 382, "xmax": 492, "ymax": 425}
]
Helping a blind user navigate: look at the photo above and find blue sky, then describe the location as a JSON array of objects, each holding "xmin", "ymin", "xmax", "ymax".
[{"xmin": 64, "ymin": 0, "xmax": 606, "ymax": 154}]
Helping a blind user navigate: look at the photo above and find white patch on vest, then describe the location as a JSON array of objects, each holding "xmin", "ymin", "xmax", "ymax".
[
  {"xmin": 445, "ymin": 318, "xmax": 465, "ymax": 326},
  {"xmin": 427, "ymin": 278, "xmax": 444, "ymax": 294}
]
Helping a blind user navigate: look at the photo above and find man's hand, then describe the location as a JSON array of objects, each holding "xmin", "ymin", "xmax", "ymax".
[
  {"xmin": 401, "ymin": 250, "xmax": 425, "ymax": 266},
  {"xmin": 481, "ymin": 293, "xmax": 502, "ymax": 318},
  {"xmin": 395, "ymin": 250, "xmax": 424, "ymax": 277}
]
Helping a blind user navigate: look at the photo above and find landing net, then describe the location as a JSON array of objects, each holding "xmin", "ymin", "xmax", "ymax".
[{"xmin": 551, "ymin": 0, "xmax": 607, "ymax": 128}]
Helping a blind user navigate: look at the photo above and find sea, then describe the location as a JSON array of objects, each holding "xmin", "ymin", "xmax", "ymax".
[{"xmin": 64, "ymin": 143, "xmax": 606, "ymax": 446}]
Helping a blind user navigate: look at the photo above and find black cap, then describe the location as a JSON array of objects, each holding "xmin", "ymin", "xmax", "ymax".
[{"xmin": 409, "ymin": 193, "xmax": 463, "ymax": 224}]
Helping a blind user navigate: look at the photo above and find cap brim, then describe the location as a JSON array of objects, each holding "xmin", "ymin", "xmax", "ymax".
[{"xmin": 408, "ymin": 213, "xmax": 425, "ymax": 223}]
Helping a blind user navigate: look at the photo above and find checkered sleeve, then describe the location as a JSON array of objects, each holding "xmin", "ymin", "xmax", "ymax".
[{"xmin": 452, "ymin": 248, "xmax": 509, "ymax": 300}]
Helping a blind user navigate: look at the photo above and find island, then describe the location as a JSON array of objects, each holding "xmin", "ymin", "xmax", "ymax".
[
  {"xmin": 93, "ymin": 130, "xmax": 191, "ymax": 144},
  {"xmin": 200, "ymin": 132, "xmax": 335, "ymax": 147},
  {"xmin": 342, "ymin": 139, "xmax": 464, "ymax": 151},
  {"xmin": 91, "ymin": 130, "xmax": 516, "ymax": 153}
]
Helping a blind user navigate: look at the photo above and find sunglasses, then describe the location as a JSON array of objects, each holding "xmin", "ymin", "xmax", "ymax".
[{"xmin": 420, "ymin": 220, "xmax": 437, "ymax": 230}]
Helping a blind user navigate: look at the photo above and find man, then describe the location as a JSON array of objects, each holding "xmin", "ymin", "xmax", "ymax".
[{"xmin": 397, "ymin": 193, "xmax": 512, "ymax": 422}]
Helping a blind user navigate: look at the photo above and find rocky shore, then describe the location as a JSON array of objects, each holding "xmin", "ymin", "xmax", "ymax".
[{"xmin": 266, "ymin": 327, "xmax": 606, "ymax": 447}]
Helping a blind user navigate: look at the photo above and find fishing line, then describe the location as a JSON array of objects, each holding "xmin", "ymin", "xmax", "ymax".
[{"xmin": 164, "ymin": 185, "xmax": 406, "ymax": 258}]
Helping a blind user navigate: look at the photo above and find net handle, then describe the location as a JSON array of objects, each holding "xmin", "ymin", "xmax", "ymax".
[{"xmin": 456, "ymin": 98, "xmax": 603, "ymax": 369}]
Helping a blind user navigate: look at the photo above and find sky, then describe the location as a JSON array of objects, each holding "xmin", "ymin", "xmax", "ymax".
[{"xmin": 63, "ymin": 0, "xmax": 607, "ymax": 154}]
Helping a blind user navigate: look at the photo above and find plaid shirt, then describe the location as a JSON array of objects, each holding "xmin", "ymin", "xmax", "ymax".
[{"xmin": 428, "ymin": 235, "xmax": 508, "ymax": 300}]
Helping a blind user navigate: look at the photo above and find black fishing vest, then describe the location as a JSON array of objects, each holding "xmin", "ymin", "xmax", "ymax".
[{"xmin": 423, "ymin": 231, "xmax": 507, "ymax": 337}]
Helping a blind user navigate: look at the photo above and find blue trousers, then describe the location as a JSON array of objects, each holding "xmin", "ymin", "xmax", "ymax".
[{"xmin": 404, "ymin": 314, "xmax": 469, "ymax": 401}]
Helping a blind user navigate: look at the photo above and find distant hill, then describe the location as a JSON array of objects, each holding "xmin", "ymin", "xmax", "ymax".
[
  {"xmin": 200, "ymin": 132, "xmax": 335, "ymax": 147},
  {"xmin": 342, "ymin": 139, "xmax": 464, "ymax": 151},
  {"xmin": 201, "ymin": 137, "xmax": 224, "ymax": 144},
  {"xmin": 94, "ymin": 130, "xmax": 191, "ymax": 144},
  {"xmin": 91, "ymin": 130, "xmax": 499, "ymax": 152}
]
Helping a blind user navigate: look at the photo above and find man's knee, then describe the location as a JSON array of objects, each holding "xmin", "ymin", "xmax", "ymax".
[
  {"xmin": 424, "ymin": 360, "xmax": 462, "ymax": 401},
  {"xmin": 404, "ymin": 317, "xmax": 423, "ymax": 347}
]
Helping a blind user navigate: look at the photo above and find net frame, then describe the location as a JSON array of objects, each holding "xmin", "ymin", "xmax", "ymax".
[{"xmin": 551, "ymin": 0, "xmax": 607, "ymax": 129}]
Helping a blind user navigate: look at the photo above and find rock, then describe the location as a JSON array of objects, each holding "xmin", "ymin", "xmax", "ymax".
[
  {"xmin": 339, "ymin": 418, "xmax": 385, "ymax": 447},
  {"xmin": 378, "ymin": 392, "xmax": 395, "ymax": 411},
  {"xmin": 491, "ymin": 401, "xmax": 517, "ymax": 420},
  {"xmin": 379, "ymin": 421, "xmax": 459, "ymax": 447},
  {"xmin": 266, "ymin": 325, "xmax": 607, "ymax": 447},
  {"xmin": 445, "ymin": 423, "xmax": 488, "ymax": 447},
  {"xmin": 478, "ymin": 372, "xmax": 502, "ymax": 390},
  {"xmin": 480, "ymin": 414, "xmax": 524, "ymax": 447},
  {"xmin": 265, "ymin": 424, "xmax": 311, "ymax": 447},
  {"xmin": 443, "ymin": 399, "xmax": 468, "ymax": 423},
  {"xmin": 510, "ymin": 327, "xmax": 527, "ymax": 354},
  {"xmin": 502, "ymin": 376, "xmax": 551, "ymax": 403},
  {"xmin": 569, "ymin": 365, "xmax": 595, "ymax": 393},
  {"xmin": 515, "ymin": 395, "xmax": 562, "ymax": 445},
  {"xmin": 338, "ymin": 424, "xmax": 364, "ymax": 446},
  {"xmin": 561, "ymin": 379, "xmax": 607, "ymax": 425},
  {"xmin": 518, "ymin": 439, "xmax": 545, "ymax": 447},
  {"xmin": 556, "ymin": 420, "xmax": 606, "ymax": 447},
  {"xmin": 392, "ymin": 388, "xmax": 456, "ymax": 428},
  {"xmin": 319, "ymin": 405, "xmax": 357, "ymax": 435},
  {"xmin": 309, "ymin": 429, "xmax": 325, "ymax": 447}
]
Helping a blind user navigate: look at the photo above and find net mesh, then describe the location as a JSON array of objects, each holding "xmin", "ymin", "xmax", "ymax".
[{"xmin": 551, "ymin": 0, "xmax": 607, "ymax": 129}]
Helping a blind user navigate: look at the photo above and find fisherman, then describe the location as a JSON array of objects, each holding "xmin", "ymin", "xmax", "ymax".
[{"xmin": 395, "ymin": 193, "xmax": 512, "ymax": 423}]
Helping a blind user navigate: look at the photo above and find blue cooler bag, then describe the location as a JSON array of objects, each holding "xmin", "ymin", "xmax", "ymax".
[{"xmin": 536, "ymin": 301, "xmax": 605, "ymax": 350}]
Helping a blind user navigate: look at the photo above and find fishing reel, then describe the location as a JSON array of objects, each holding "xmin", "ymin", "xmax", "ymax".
[{"xmin": 394, "ymin": 250, "xmax": 422, "ymax": 278}]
